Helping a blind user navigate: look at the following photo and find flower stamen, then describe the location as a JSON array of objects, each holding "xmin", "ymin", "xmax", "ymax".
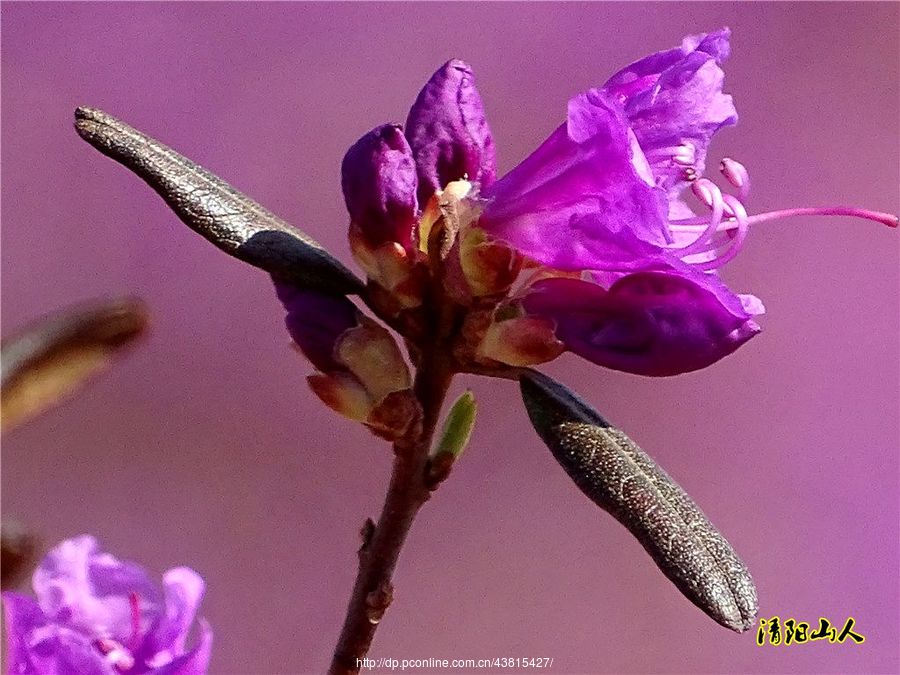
[
  {"xmin": 669, "ymin": 154, "xmax": 896, "ymax": 244},
  {"xmin": 697, "ymin": 193, "xmax": 750, "ymax": 270},
  {"xmin": 672, "ymin": 179, "xmax": 725, "ymax": 257},
  {"xmin": 720, "ymin": 157, "xmax": 750, "ymax": 201},
  {"xmin": 645, "ymin": 142, "xmax": 699, "ymax": 184}
]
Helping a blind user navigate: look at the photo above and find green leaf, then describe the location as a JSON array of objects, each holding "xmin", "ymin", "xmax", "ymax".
[
  {"xmin": 74, "ymin": 107, "xmax": 364, "ymax": 295},
  {"xmin": 427, "ymin": 391, "xmax": 477, "ymax": 486},
  {"xmin": 520, "ymin": 370, "xmax": 758, "ymax": 633},
  {"xmin": 434, "ymin": 390, "xmax": 477, "ymax": 459}
]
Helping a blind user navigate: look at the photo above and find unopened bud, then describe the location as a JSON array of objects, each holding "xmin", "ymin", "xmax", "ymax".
[
  {"xmin": 405, "ymin": 60, "xmax": 496, "ymax": 206},
  {"xmin": 341, "ymin": 124, "xmax": 418, "ymax": 249},
  {"xmin": 274, "ymin": 280, "xmax": 360, "ymax": 372}
]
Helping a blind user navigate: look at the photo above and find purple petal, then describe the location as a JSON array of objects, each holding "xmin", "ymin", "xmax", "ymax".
[
  {"xmin": 136, "ymin": 567, "xmax": 205, "ymax": 664},
  {"xmin": 603, "ymin": 28, "xmax": 737, "ymax": 196},
  {"xmin": 405, "ymin": 59, "xmax": 496, "ymax": 205},
  {"xmin": 480, "ymin": 88, "xmax": 669, "ymax": 271},
  {"xmin": 3, "ymin": 591, "xmax": 47, "ymax": 674},
  {"xmin": 30, "ymin": 627, "xmax": 115, "ymax": 675},
  {"xmin": 3, "ymin": 594, "xmax": 114, "ymax": 675},
  {"xmin": 522, "ymin": 269, "xmax": 761, "ymax": 376},
  {"xmin": 33, "ymin": 535, "xmax": 162, "ymax": 645},
  {"xmin": 274, "ymin": 280, "xmax": 360, "ymax": 372},
  {"xmin": 603, "ymin": 28, "xmax": 731, "ymax": 98},
  {"xmin": 151, "ymin": 619, "xmax": 212, "ymax": 675},
  {"xmin": 341, "ymin": 124, "xmax": 418, "ymax": 248}
]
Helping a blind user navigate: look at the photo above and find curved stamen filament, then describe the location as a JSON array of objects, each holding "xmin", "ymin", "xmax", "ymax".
[
  {"xmin": 671, "ymin": 179, "xmax": 725, "ymax": 257},
  {"xmin": 697, "ymin": 194, "xmax": 750, "ymax": 270}
]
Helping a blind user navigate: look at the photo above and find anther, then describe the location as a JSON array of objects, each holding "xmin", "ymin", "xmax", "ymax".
[
  {"xmin": 672, "ymin": 142, "xmax": 696, "ymax": 166},
  {"xmin": 95, "ymin": 638, "xmax": 135, "ymax": 671},
  {"xmin": 691, "ymin": 180, "xmax": 715, "ymax": 209},
  {"xmin": 720, "ymin": 157, "xmax": 751, "ymax": 201}
]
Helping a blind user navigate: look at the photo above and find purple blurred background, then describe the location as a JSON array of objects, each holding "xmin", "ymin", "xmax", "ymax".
[{"xmin": 2, "ymin": 3, "xmax": 898, "ymax": 674}]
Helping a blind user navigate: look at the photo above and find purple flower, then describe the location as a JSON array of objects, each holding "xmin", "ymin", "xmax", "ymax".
[
  {"xmin": 2, "ymin": 535, "xmax": 211, "ymax": 675},
  {"xmin": 336, "ymin": 31, "xmax": 895, "ymax": 377},
  {"xmin": 522, "ymin": 271, "xmax": 761, "ymax": 377},
  {"xmin": 340, "ymin": 59, "xmax": 495, "ymax": 254},
  {"xmin": 603, "ymin": 28, "xmax": 737, "ymax": 200},
  {"xmin": 470, "ymin": 28, "xmax": 895, "ymax": 375}
]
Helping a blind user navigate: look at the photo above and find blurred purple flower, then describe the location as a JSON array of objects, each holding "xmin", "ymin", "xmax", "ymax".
[{"xmin": 2, "ymin": 535, "xmax": 211, "ymax": 675}]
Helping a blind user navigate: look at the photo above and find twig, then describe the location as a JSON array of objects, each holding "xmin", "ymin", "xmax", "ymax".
[{"xmin": 328, "ymin": 346, "xmax": 453, "ymax": 674}]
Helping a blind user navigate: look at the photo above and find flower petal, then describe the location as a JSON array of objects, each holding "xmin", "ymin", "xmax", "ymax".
[
  {"xmin": 3, "ymin": 591, "xmax": 47, "ymax": 674},
  {"xmin": 480, "ymin": 89, "xmax": 669, "ymax": 271},
  {"xmin": 135, "ymin": 567, "xmax": 205, "ymax": 664},
  {"xmin": 405, "ymin": 60, "xmax": 496, "ymax": 205},
  {"xmin": 151, "ymin": 619, "xmax": 212, "ymax": 675},
  {"xmin": 604, "ymin": 28, "xmax": 738, "ymax": 196},
  {"xmin": 522, "ymin": 269, "xmax": 760, "ymax": 376},
  {"xmin": 274, "ymin": 280, "xmax": 361, "ymax": 373},
  {"xmin": 2, "ymin": 593, "xmax": 114, "ymax": 675},
  {"xmin": 341, "ymin": 124, "xmax": 418, "ymax": 248},
  {"xmin": 33, "ymin": 536, "xmax": 162, "ymax": 646}
]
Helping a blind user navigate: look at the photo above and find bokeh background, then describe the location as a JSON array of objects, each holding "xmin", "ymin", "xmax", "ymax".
[{"xmin": 2, "ymin": 3, "xmax": 898, "ymax": 674}]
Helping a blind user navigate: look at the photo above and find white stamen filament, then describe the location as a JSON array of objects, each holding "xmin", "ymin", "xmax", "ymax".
[
  {"xmin": 659, "ymin": 156, "xmax": 897, "ymax": 271},
  {"xmin": 696, "ymin": 194, "xmax": 750, "ymax": 270},
  {"xmin": 676, "ymin": 179, "xmax": 725, "ymax": 257},
  {"xmin": 665, "ymin": 155, "xmax": 897, "ymax": 273}
]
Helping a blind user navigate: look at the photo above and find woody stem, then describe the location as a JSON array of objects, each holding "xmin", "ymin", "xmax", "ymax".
[{"xmin": 328, "ymin": 344, "xmax": 453, "ymax": 675}]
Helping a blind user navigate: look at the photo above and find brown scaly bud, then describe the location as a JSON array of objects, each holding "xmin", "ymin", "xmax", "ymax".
[
  {"xmin": 459, "ymin": 226, "xmax": 522, "ymax": 297},
  {"xmin": 348, "ymin": 226, "xmax": 425, "ymax": 310},
  {"xmin": 476, "ymin": 308, "xmax": 564, "ymax": 367}
]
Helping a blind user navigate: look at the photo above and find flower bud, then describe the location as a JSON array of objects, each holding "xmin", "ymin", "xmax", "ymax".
[
  {"xmin": 405, "ymin": 60, "xmax": 496, "ymax": 206},
  {"xmin": 341, "ymin": 124, "xmax": 418, "ymax": 249},
  {"xmin": 275, "ymin": 279, "xmax": 416, "ymax": 437},
  {"xmin": 274, "ymin": 280, "xmax": 360, "ymax": 372}
]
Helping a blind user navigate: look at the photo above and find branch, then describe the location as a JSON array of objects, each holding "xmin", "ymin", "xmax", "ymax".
[{"xmin": 328, "ymin": 348, "xmax": 453, "ymax": 675}]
